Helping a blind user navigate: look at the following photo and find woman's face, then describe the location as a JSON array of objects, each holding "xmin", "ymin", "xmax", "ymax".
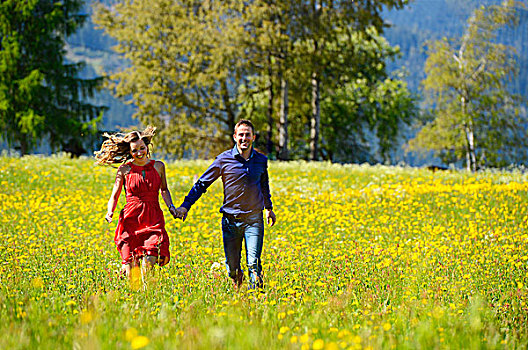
[{"xmin": 129, "ymin": 139, "xmax": 148, "ymax": 164}]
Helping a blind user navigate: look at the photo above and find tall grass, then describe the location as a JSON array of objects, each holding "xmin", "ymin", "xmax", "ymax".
[{"xmin": 0, "ymin": 155, "xmax": 527, "ymax": 349}]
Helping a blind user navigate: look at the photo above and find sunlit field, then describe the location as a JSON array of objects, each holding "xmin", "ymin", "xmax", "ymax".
[{"xmin": 1, "ymin": 154, "xmax": 527, "ymax": 349}]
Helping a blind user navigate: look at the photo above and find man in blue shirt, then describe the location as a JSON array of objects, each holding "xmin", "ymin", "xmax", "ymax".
[{"xmin": 175, "ymin": 119, "xmax": 276, "ymax": 289}]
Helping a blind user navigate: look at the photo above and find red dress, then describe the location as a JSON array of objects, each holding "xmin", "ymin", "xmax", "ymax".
[{"xmin": 114, "ymin": 160, "xmax": 170, "ymax": 265}]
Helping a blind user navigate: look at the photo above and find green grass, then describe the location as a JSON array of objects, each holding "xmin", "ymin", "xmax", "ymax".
[{"xmin": 0, "ymin": 155, "xmax": 527, "ymax": 349}]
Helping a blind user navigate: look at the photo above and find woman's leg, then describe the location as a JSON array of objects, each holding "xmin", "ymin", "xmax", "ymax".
[
  {"xmin": 122, "ymin": 263, "xmax": 131, "ymax": 276},
  {"xmin": 122, "ymin": 257, "xmax": 141, "ymax": 277},
  {"xmin": 144, "ymin": 255, "xmax": 158, "ymax": 268}
]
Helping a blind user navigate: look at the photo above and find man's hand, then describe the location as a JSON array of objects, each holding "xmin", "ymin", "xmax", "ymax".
[
  {"xmin": 175, "ymin": 206, "xmax": 188, "ymax": 222},
  {"xmin": 265, "ymin": 209, "xmax": 276, "ymax": 227}
]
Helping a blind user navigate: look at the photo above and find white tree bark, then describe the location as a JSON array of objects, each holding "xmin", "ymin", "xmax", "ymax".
[
  {"xmin": 310, "ymin": 71, "xmax": 320, "ymax": 161},
  {"xmin": 278, "ymin": 76, "xmax": 289, "ymax": 160}
]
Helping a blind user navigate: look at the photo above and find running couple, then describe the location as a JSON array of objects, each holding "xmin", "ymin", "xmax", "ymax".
[{"xmin": 95, "ymin": 119, "xmax": 276, "ymax": 289}]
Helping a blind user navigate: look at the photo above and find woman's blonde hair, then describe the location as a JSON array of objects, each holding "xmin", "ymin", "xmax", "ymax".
[{"xmin": 94, "ymin": 126, "xmax": 156, "ymax": 165}]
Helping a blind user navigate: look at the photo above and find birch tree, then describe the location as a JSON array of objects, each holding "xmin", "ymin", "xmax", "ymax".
[{"xmin": 409, "ymin": 0, "xmax": 526, "ymax": 170}]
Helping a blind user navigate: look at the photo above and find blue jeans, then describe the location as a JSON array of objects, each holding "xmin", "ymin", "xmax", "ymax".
[{"xmin": 222, "ymin": 212, "xmax": 264, "ymax": 289}]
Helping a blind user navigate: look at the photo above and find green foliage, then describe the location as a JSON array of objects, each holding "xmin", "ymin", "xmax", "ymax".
[
  {"xmin": 315, "ymin": 28, "xmax": 417, "ymax": 164},
  {"xmin": 322, "ymin": 73, "xmax": 417, "ymax": 164},
  {"xmin": 241, "ymin": 0, "xmax": 415, "ymax": 161},
  {"xmin": 94, "ymin": 1, "xmax": 252, "ymax": 158},
  {"xmin": 385, "ymin": 0, "xmax": 528, "ymax": 95},
  {"xmin": 408, "ymin": 0, "xmax": 527, "ymax": 170},
  {"xmin": 94, "ymin": 0, "xmax": 416, "ymax": 161},
  {"xmin": 0, "ymin": 0, "xmax": 106, "ymax": 155}
]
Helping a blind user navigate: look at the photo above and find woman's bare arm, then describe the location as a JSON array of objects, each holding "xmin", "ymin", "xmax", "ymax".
[
  {"xmin": 155, "ymin": 161, "xmax": 177, "ymax": 218},
  {"xmin": 105, "ymin": 166, "xmax": 126, "ymax": 222}
]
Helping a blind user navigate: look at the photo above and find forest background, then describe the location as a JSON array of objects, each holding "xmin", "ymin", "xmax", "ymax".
[{"xmin": 2, "ymin": 0, "xmax": 527, "ymax": 168}]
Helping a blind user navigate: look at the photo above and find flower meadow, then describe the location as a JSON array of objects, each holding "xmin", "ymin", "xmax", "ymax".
[{"xmin": 1, "ymin": 154, "xmax": 527, "ymax": 349}]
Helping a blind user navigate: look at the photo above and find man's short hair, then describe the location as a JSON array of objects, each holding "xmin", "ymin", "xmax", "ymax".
[{"xmin": 234, "ymin": 119, "xmax": 255, "ymax": 134}]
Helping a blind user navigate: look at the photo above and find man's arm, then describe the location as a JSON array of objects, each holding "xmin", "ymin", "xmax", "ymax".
[
  {"xmin": 260, "ymin": 161, "xmax": 276, "ymax": 226},
  {"xmin": 175, "ymin": 157, "xmax": 222, "ymax": 221}
]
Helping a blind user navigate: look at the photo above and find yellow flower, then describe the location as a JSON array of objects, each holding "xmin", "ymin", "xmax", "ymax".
[
  {"xmin": 31, "ymin": 277, "xmax": 44, "ymax": 289},
  {"xmin": 131, "ymin": 336, "xmax": 149, "ymax": 349},
  {"xmin": 125, "ymin": 328, "xmax": 138, "ymax": 342},
  {"xmin": 80, "ymin": 310, "xmax": 93, "ymax": 324},
  {"xmin": 290, "ymin": 336, "xmax": 298, "ymax": 344},
  {"xmin": 325, "ymin": 342, "xmax": 339, "ymax": 350},
  {"xmin": 312, "ymin": 339, "xmax": 324, "ymax": 350}
]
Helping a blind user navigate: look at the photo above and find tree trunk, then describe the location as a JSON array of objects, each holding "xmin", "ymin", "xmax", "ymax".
[
  {"xmin": 310, "ymin": 71, "xmax": 320, "ymax": 161},
  {"xmin": 221, "ymin": 79, "xmax": 236, "ymax": 135},
  {"xmin": 456, "ymin": 46, "xmax": 478, "ymax": 172},
  {"xmin": 465, "ymin": 121, "xmax": 477, "ymax": 172},
  {"xmin": 19, "ymin": 137, "xmax": 29, "ymax": 156},
  {"xmin": 461, "ymin": 94, "xmax": 477, "ymax": 172},
  {"xmin": 267, "ymin": 55, "xmax": 274, "ymax": 155},
  {"xmin": 278, "ymin": 75, "xmax": 289, "ymax": 160},
  {"xmin": 309, "ymin": 4, "xmax": 321, "ymax": 161}
]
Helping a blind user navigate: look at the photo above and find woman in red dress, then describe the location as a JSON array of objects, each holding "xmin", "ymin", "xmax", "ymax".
[{"xmin": 95, "ymin": 126, "xmax": 177, "ymax": 275}]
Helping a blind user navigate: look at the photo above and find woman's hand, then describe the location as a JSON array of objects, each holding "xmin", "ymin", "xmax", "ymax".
[
  {"xmin": 175, "ymin": 207, "xmax": 188, "ymax": 222},
  {"xmin": 105, "ymin": 212, "xmax": 113, "ymax": 223},
  {"xmin": 168, "ymin": 204, "xmax": 178, "ymax": 219}
]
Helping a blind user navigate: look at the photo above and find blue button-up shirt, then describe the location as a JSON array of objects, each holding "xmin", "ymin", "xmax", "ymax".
[{"xmin": 180, "ymin": 146, "xmax": 273, "ymax": 215}]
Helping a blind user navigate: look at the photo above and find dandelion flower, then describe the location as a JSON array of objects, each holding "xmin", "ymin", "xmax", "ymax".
[{"xmin": 131, "ymin": 336, "xmax": 149, "ymax": 349}]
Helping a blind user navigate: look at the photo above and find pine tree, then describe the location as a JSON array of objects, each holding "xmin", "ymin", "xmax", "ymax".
[{"xmin": 0, "ymin": 0, "xmax": 106, "ymax": 155}]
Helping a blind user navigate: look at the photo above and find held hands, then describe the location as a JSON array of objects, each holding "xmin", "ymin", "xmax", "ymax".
[
  {"xmin": 265, "ymin": 209, "xmax": 276, "ymax": 227},
  {"xmin": 168, "ymin": 204, "xmax": 178, "ymax": 219},
  {"xmin": 174, "ymin": 206, "xmax": 188, "ymax": 222},
  {"xmin": 168, "ymin": 204, "xmax": 186, "ymax": 222}
]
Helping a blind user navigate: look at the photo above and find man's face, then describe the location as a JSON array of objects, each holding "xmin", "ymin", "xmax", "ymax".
[{"xmin": 233, "ymin": 124, "xmax": 255, "ymax": 152}]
